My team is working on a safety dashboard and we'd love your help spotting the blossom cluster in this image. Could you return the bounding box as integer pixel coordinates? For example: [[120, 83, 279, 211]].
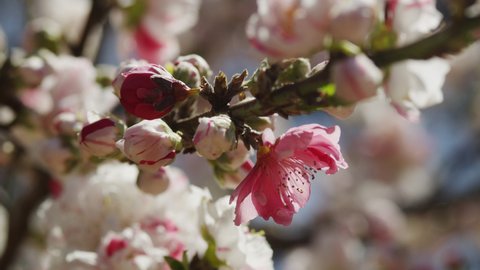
[[1, 0, 480, 269], [15, 162, 273, 270], [247, 0, 450, 121]]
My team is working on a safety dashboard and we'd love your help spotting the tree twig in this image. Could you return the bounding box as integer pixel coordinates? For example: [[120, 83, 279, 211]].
[[174, 14, 480, 137], [71, 0, 115, 57]]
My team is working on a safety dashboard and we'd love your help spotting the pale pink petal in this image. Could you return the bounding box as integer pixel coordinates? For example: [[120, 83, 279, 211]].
[[234, 193, 259, 225], [261, 128, 276, 146], [274, 128, 313, 159]]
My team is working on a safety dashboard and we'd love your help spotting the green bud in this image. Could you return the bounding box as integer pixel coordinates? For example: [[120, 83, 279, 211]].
[[276, 58, 312, 85], [173, 61, 201, 88]]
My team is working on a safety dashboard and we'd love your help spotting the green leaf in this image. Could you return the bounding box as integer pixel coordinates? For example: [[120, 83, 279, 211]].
[[201, 226, 226, 268], [182, 251, 190, 269], [165, 256, 187, 270]]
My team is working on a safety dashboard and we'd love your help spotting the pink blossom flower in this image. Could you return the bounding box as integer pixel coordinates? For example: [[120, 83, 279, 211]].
[[329, 0, 378, 45], [113, 63, 192, 120], [230, 124, 347, 225], [132, 24, 180, 64], [19, 52, 117, 118], [246, 0, 327, 58], [97, 228, 168, 269]]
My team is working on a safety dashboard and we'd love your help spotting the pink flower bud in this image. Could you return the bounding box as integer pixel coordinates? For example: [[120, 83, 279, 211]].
[[113, 64, 192, 120], [137, 166, 189, 195], [329, 0, 378, 45], [52, 112, 82, 135], [79, 118, 120, 157], [172, 61, 201, 88], [174, 54, 212, 78], [104, 236, 128, 257], [116, 119, 182, 172], [132, 24, 180, 64], [18, 56, 53, 87], [39, 138, 73, 176], [193, 114, 236, 160], [332, 54, 383, 103]]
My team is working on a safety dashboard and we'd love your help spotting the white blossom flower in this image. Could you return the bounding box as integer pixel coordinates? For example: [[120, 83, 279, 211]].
[[247, 0, 327, 58], [143, 0, 201, 36], [43, 162, 152, 250], [96, 227, 168, 270], [19, 52, 117, 118], [200, 197, 274, 270], [388, 0, 443, 45], [329, 0, 378, 45], [386, 58, 450, 121], [29, 0, 90, 43], [153, 185, 211, 256]]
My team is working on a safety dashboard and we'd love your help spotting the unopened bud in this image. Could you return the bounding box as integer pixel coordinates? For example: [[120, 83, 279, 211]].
[[52, 112, 82, 135], [329, 0, 378, 45], [137, 166, 189, 195], [210, 140, 252, 189], [116, 119, 182, 172], [276, 58, 312, 85], [193, 114, 236, 160], [113, 63, 192, 120], [17, 56, 53, 87], [80, 118, 122, 157], [174, 54, 212, 78], [332, 54, 383, 103], [172, 61, 201, 88], [213, 160, 253, 190]]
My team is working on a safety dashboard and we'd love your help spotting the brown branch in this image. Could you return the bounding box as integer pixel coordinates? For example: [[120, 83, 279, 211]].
[[174, 14, 480, 138], [71, 0, 115, 57], [0, 169, 50, 269]]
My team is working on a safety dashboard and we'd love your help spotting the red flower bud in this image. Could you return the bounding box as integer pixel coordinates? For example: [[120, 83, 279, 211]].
[[79, 118, 120, 157], [113, 64, 191, 120]]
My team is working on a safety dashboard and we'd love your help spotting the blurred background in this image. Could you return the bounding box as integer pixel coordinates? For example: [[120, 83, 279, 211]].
[[1, 0, 480, 269]]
